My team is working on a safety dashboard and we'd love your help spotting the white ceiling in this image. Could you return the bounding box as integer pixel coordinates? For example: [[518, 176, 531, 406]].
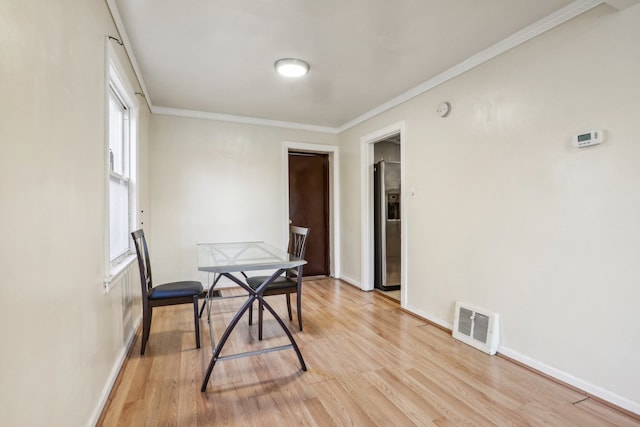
[[111, 0, 590, 131]]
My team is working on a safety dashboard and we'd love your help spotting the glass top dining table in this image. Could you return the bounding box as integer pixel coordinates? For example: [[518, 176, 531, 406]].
[[196, 241, 308, 392], [197, 241, 306, 273]]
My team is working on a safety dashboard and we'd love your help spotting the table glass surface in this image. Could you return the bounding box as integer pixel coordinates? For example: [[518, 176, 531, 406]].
[[197, 241, 306, 274]]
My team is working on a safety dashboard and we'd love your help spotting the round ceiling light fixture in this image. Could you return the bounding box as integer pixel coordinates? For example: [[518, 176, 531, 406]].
[[274, 58, 309, 77]]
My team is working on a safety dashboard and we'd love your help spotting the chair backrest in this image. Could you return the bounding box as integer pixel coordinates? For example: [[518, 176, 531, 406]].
[[289, 225, 310, 276], [131, 229, 153, 299]]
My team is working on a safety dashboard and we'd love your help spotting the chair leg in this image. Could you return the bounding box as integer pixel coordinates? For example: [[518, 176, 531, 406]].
[[296, 290, 302, 331], [286, 294, 293, 321], [141, 307, 151, 355], [248, 300, 254, 325], [193, 295, 201, 349], [198, 297, 207, 318]]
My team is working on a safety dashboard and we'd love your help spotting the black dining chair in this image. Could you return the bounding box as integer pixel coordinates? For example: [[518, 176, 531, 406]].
[[246, 225, 310, 340], [131, 229, 204, 355]]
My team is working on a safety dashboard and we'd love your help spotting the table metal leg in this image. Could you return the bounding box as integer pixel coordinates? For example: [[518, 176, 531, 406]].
[[200, 293, 256, 392], [200, 269, 307, 392], [258, 296, 307, 371]]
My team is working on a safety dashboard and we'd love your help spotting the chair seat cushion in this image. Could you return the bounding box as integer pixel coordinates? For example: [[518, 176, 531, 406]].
[[149, 281, 203, 299], [246, 275, 296, 290]]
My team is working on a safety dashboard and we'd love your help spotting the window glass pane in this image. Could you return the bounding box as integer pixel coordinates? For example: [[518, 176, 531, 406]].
[[108, 91, 126, 175], [109, 176, 129, 260]]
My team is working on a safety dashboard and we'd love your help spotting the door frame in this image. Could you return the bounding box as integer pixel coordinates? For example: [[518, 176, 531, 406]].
[[360, 122, 406, 301], [282, 141, 340, 278]]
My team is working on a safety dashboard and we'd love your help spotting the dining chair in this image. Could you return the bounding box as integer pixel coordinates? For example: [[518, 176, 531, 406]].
[[131, 229, 204, 355], [246, 225, 310, 340]]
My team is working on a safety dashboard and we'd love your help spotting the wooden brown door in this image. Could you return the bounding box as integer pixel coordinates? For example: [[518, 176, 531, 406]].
[[288, 152, 330, 276]]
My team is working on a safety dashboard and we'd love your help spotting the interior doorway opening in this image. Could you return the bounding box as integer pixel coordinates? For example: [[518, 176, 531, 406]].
[[360, 122, 406, 306], [373, 135, 401, 302]]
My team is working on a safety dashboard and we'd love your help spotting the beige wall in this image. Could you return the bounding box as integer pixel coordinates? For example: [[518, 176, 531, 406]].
[[0, 1, 149, 425], [339, 4, 640, 411], [148, 115, 338, 285]]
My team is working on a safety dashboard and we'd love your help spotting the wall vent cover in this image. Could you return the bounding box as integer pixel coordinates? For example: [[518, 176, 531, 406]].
[[452, 302, 500, 355]]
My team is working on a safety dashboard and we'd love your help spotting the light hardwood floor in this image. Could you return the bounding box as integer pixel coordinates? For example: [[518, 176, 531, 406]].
[[100, 279, 639, 426]]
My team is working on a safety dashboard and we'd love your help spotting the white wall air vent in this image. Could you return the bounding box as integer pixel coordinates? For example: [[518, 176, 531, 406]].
[[452, 302, 500, 355]]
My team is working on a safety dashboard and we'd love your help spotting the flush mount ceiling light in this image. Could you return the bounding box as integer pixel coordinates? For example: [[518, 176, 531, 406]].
[[274, 58, 309, 77]]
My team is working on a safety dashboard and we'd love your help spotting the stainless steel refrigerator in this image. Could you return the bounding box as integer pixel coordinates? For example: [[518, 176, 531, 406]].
[[374, 160, 401, 290]]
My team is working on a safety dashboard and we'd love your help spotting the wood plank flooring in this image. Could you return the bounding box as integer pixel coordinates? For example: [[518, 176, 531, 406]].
[[99, 279, 639, 426]]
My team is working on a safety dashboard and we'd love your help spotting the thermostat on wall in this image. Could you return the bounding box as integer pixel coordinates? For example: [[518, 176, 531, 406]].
[[574, 130, 604, 148]]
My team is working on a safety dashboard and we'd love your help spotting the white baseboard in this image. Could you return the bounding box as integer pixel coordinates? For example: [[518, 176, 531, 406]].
[[403, 303, 453, 331], [498, 346, 640, 416], [337, 274, 361, 289], [207, 281, 238, 290], [87, 316, 141, 427]]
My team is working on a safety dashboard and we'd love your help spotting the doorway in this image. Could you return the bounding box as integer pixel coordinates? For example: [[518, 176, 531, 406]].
[[373, 135, 402, 301], [360, 122, 406, 306], [282, 141, 340, 279], [288, 151, 330, 277]]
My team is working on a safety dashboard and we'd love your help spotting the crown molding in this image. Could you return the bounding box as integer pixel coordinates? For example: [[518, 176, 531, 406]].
[[152, 106, 339, 134]]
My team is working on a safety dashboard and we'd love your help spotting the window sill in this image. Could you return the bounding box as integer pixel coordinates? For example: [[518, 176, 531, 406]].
[[104, 254, 137, 294]]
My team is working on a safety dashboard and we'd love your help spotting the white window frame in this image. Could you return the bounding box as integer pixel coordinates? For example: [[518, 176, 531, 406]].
[[104, 41, 139, 291]]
